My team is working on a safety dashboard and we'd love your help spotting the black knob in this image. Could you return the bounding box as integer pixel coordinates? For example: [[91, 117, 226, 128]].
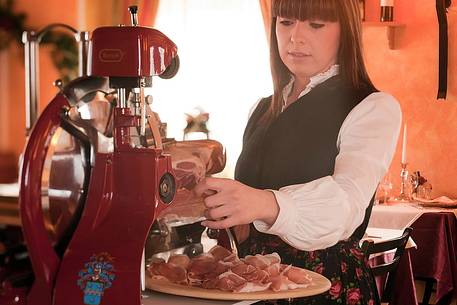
[[184, 243, 203, 258], [159, 173, 175, 204], [53, 79, 63, 91], [206, 228, 220, 239], [128, 5, 138, 14], [128, 6, 139, 26]]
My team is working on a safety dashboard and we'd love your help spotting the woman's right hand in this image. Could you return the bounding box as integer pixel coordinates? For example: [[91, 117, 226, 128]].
[[194, 177, 279, 230]]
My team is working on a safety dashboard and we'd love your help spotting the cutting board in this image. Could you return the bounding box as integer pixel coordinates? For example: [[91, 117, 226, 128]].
[[146, 270, 331, 301]]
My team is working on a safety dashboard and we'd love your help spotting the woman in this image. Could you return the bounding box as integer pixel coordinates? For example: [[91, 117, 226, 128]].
[[195, 0, 401, 304]]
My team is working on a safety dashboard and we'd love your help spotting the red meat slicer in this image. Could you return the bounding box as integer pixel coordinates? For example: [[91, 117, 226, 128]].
[[12, 6, 227, 305]]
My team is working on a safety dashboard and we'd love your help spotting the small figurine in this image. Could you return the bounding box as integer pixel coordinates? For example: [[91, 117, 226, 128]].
[[411, 171, 432, 199], [183, 107, 210, 140]]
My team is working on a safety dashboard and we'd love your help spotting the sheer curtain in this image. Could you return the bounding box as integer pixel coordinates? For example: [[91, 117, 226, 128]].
[[259, 0, 272, 39], [151, 0, 272, 177]]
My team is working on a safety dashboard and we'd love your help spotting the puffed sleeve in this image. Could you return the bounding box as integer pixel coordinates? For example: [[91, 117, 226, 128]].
[[253, 92, 402, 251]]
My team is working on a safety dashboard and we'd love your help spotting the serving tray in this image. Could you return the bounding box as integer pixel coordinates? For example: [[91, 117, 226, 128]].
[[146, 269, 331, 301]]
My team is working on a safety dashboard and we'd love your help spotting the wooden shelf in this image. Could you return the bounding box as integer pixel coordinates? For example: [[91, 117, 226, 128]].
[[363, 21, 404, 27], [363, 21, 406, 49]]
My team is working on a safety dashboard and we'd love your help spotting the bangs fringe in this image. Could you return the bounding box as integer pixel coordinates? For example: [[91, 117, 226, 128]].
[[272, 0, 338, 22]]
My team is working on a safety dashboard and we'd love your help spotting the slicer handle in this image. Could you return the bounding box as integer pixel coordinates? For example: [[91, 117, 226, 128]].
[[19, 93, 69, 305]]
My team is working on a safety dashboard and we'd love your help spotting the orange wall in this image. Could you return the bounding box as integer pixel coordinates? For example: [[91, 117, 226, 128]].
[[363, 0, 457, 198], [0, 0, 78, 159], [0, 0, 119, 159]]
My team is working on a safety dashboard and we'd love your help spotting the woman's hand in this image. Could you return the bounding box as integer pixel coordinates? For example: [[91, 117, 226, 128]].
[[194, 177, 279, 229]]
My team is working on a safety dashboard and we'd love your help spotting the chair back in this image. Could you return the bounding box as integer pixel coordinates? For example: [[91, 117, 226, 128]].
[[361, 227, 413, 304]]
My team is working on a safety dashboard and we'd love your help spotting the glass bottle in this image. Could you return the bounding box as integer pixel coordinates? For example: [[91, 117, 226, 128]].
[[380, 0, 394, 22]]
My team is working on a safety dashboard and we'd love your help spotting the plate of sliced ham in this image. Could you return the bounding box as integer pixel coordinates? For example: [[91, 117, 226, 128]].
[[145, 245, 331, 300]]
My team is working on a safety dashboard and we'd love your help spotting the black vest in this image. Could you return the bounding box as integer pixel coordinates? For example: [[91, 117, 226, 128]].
[[235, 76, 376, 245]]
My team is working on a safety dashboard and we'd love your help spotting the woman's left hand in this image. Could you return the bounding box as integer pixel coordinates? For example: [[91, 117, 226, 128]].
[[194, 177, 279, 229]]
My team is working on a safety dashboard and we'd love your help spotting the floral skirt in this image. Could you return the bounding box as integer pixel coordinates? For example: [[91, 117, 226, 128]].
[[239, 230, 378, 305]]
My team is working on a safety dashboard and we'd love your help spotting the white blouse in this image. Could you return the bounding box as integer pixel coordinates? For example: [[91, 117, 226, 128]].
[[251, 66, 402, 251]]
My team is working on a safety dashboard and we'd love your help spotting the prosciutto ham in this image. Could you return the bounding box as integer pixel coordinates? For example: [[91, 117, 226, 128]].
[[208, 244, 233, 261], [168, 254, 191, 270], [146, 257, 188, 285], [282, 265, 313, 285], [146, 245, 313, 293]]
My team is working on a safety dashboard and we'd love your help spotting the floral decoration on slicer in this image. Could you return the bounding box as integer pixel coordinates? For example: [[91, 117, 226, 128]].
[[77, 252, 116, 305]]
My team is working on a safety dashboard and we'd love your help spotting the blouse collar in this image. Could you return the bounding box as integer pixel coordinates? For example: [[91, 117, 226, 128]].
[[282, 64, 340, 111]]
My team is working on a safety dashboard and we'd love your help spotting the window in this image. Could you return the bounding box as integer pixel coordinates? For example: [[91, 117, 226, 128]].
[[152, 0, 272, 177]]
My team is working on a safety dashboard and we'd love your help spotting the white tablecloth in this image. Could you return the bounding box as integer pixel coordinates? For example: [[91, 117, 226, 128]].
[[368, 203, 424, 230], [369, 202, 457, 230]]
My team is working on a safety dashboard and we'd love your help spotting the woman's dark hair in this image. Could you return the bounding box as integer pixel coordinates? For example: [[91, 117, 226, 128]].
[[260, 0, 376, 125]]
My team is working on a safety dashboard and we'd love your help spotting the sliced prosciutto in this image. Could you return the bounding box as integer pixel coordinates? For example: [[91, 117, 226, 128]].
[[148, 261, 187, 285], [263, 252, 281, 265], [147, 257, 165, 276], [265, 262, 281, 277], [209, 244, 233, 261], [168, 254, 191, 270], [230, 262, 257, 277], [269, 274, 311, 292], [146, 245, 314, 293], [215, 271, 248, 292], [243, 254, 271, 270], [282, 266, 313, 285], [187, 253, 216, 276]]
